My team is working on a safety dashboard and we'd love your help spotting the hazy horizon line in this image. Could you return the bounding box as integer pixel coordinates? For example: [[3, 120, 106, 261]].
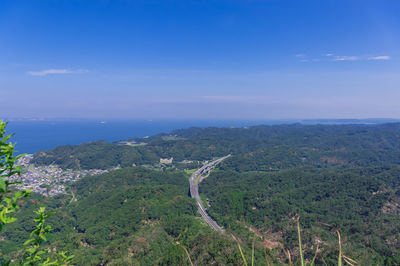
[[2, 117, 399, 122]]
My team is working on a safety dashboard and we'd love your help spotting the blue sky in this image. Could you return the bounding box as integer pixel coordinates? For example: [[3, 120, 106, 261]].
[[1, 0, 399, 119]]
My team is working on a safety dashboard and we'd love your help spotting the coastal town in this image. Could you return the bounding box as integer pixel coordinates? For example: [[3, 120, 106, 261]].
[[9, 154, 118, 196], [9, 154, 201, 197]]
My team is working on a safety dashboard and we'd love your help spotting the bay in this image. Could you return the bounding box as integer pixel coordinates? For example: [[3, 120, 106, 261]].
[[5, 118, 395, 154], [5, 119, 285, 154]]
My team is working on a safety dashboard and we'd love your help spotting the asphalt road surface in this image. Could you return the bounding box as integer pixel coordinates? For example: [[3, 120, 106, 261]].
[[189, 155, 231, 233]]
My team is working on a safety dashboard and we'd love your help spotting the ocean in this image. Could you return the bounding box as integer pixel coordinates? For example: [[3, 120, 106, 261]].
[[4, 119, 285, 154], [4, 118, 397, 154]]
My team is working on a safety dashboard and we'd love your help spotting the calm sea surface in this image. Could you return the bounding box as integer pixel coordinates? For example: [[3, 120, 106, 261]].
[[5, 119, 290, 154], [6, 118, 394, 154]]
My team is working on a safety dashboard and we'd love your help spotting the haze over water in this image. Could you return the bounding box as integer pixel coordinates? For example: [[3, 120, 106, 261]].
[[6, 118, 398, 154], [5, 119, 278, 154]]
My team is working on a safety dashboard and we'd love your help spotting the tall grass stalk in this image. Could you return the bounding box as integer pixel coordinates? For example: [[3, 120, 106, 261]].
[[310, 244, 319, 266], [251, 234, 256, 266], [337, 230, 342, 266], [343, 257, 355, 266], [176, 241, 194, 266], [297, 216, 305, 266], [263, 248, 271, 266], [343, 255, 358, 266], [231, 234, 248, 266], [320, 254, 328, 266], [284, 249, 293, 266]]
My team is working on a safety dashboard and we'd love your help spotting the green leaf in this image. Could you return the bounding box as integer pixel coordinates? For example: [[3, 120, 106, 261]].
[[40, 234, 47, 241], [26, 247, 36, 254], [6, 217, 17, 223], [0, 179, 6, 192], [3, 197, 11, 205], [37, 250, 45, 256], [23, 239, 35, 245]]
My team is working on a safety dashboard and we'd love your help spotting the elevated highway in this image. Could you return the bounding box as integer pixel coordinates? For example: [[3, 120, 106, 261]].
[[189, 155, 231, 233]]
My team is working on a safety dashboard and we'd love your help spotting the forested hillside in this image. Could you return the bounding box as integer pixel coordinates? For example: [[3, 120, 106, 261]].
[[33, 123, 400, 171], [5, 123, 400, 265], [201, 165, 400, 265], [1, 167, 247, 265]]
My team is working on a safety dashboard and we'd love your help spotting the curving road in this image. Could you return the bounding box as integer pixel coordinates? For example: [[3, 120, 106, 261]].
[[189, 155, 231, 233]]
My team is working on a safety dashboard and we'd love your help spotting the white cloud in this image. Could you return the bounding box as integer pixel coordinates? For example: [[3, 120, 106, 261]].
[[27, 69, 88, 76], [325, 53, 333, 57], [368, 55, 390, 60], [334, 56, 359, 61], [295, 54, 306, 58]]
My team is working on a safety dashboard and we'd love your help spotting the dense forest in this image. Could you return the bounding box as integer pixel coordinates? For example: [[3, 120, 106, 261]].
[[3, 123, 400, 264], [33, 123, 400, 171], [1, 167, 246, 265], [201, 165, 400, 265]]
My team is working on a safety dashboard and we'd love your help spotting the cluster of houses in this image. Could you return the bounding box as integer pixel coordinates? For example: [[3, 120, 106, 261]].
[[9, 155, 207, 197], [9, 154, 117, 197]]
